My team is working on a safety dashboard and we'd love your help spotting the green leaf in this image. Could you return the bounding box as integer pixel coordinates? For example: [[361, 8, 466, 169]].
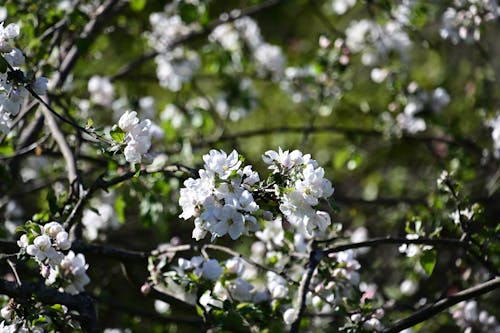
[[420, 249, 437, 276], [328, 197, 341, 213], [110, 125, 125, 143], [178, 3, 198, 24], [130, 0, 146, 11], [47, 188, 58, 215], [115, 195, 125, 224], [196, 304, 205, 318], [15, 225, 26, 234], [134, 166, 141, 177], [50, 304, 66, 313], [0, 144, 14, 155]]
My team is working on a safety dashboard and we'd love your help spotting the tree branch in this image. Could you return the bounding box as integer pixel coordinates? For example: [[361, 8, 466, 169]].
[[0, 239, 149, 262], [290, 246, 323, 333], [320, 236, 499, 276], [382, 277, 500, 333], [321, 237, 465, 255], [0, 279, 98, 333], [52, 0, 123, 89], [193, 125, 479, 151]]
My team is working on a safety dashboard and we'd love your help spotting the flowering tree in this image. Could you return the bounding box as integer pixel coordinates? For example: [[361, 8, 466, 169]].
[[0, 0, 499, 332]]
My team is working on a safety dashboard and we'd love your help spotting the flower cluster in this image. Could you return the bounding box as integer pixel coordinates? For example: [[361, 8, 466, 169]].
[[351, 309, 384, 331], [177, 256, 223, 281], [381, 83, 450, 135], [45, 251, 91, 295], [395, 86, 450, 134], [1, 311, 46, 333], [179, 148, 335, 240], [87, 75, 114, 107], [209, 16, 285, 79], [451, 300, 500, 332], [151, 254, 271, 316], [82, 194, 121, 241], [280, 66, 318, 104], [344, 13, 412, 69], [154, 47, 200, 92], [263, 148, 334, 238], [179, 149, 260, 241], [147, 3, 203, 92], [0, 22, 47, 134], [118, 110, 153, 164], [17, 221, 71, 267], [440, 0, 500, 44], [148, 12, 199, 52], [17, 221, 90, 295], [279, 37, 347, 109], [1, 297, 76, 331]]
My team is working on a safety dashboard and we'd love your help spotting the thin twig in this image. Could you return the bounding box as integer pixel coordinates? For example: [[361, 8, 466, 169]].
[[7, 259, 22, 286]]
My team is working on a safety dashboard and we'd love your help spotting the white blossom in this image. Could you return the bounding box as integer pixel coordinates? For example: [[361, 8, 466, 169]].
[[160, 103, 184, 128], [0, 306, 13, 320], [82, 196, 120, 241], [225, 257, 246, 275], [227, 278, 253, 302], [370, 68, 389, 83], [55, 231, 71, 251], [363, 317, 383, 331], [3, 48, 24, 67], [267, 272, 288, 299], [0, 22, 20, 43], [49, 251, 90, 295], [202, 259, 223, 281], [331, 0, 356, 15], [253, 43, 285, 78], [155, 47, 200, 92], [87, 76, 114, 106], [209, 23, 241, 52], [234, 17, 263, 49], [400, 279, 418, 296], [148, 14, 199, 52], [199, 291, 223, 310], [117, 110, 153, 163], [118, 110, 140, 132], [488, 115, 500, 158], [32, 77, 48, 95], [203, 149, 242, 179], [440, 1, 498, 44], [26, 235, 60, 263], [283, 308, 296, 325]]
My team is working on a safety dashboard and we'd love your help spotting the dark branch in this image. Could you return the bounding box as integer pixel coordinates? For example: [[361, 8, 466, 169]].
[[383, 277, 500, 333], [320, 236, 499, 277], [0, 279, 98, 333], [0, 239, 149, 262], [290, 246, 323, 333], [321, 237, 465, 255]]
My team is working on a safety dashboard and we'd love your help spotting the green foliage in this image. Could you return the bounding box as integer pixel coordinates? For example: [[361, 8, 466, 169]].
[[420, 249, 437, 276]]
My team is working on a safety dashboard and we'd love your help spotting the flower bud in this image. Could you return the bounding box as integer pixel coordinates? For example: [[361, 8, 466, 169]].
[[141, 283, 151, 295]]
